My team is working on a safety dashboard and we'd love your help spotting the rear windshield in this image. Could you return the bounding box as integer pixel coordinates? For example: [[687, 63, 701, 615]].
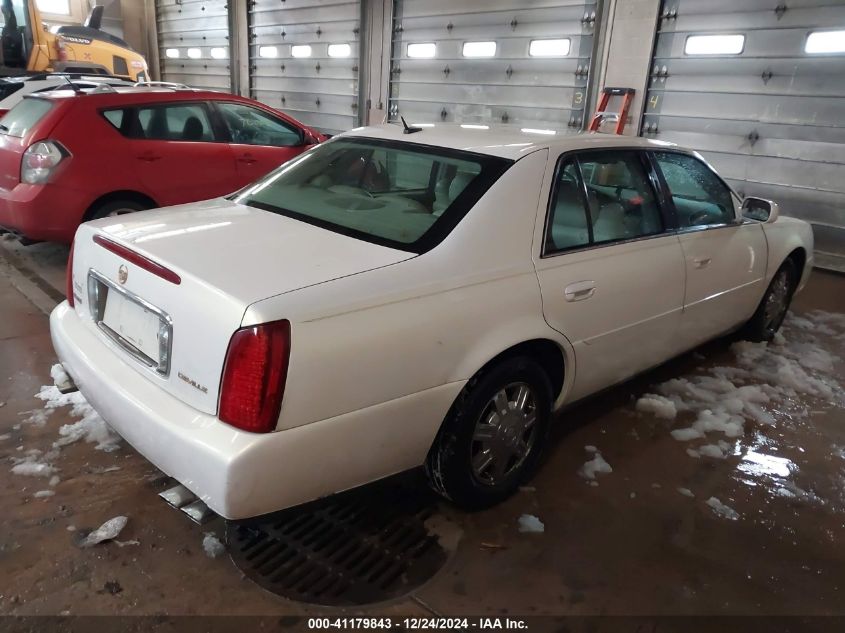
[[0, 98, 53, 138], [232, 138, 512, 253]]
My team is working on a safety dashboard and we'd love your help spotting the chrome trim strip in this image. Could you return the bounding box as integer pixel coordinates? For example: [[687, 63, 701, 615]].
[[87, 268, 174, 377]]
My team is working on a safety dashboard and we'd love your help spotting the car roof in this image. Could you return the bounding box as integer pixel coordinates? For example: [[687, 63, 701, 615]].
[[340, 123, 680, 160]]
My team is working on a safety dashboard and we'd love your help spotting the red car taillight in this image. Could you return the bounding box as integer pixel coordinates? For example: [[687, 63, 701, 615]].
[[218, 320, 291, 433], [66, 239, 75, 307], [21, 140, 67, 185]]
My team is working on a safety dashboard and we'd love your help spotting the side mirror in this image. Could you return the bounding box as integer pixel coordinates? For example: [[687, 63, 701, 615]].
[[742, 197, 779, 223]]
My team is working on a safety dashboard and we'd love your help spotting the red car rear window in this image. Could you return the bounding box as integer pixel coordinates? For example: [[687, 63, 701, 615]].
[[0, 98, 53, 138]]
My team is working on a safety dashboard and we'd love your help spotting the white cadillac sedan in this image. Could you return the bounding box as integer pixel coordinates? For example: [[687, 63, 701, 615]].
[[51, 124, 814, 519]]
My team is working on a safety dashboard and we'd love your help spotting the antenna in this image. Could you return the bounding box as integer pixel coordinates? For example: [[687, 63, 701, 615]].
[[400, 116, 422, 135], [61, 75, 82, 95]]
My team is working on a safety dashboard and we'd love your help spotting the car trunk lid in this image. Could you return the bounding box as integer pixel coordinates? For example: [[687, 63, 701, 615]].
[[70, 198, 415, 415]]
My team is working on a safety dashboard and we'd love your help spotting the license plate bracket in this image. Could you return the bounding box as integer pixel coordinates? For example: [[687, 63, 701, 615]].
[[87, 269, 173, 376]]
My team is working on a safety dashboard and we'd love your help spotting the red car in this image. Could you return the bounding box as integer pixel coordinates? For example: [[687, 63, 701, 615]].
[[0, 87, 325, 243]]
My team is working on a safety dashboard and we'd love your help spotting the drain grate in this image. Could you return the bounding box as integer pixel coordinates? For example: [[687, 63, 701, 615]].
[[227, 485, 453, 606]]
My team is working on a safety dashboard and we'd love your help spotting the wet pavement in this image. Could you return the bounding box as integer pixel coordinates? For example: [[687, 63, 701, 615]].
[[0, 238, 844, 616]]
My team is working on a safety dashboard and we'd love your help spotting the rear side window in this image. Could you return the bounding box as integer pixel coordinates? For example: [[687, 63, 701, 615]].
[[102, 103, 215, 142], [653, 152, 735, 228], [545, 150, 664, 254], [0, 98, 53, 137]]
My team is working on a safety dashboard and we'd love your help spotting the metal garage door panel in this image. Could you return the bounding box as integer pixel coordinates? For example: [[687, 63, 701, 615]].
[[395, 58, 583, 86], [642, 116, 845, 147], [248, 0, 360, 134], [659, 131, 845, 166], [654, 57, 844, 79], [657, 73, 845, 99], [654, 28, 842, 59], [390, 0, 596, 131], [666, 7, 845, 31], [653, 92, 842, 127], [155, 0, 232, 92], [661, 0, 831, 14], [644, 0, 845, 270]]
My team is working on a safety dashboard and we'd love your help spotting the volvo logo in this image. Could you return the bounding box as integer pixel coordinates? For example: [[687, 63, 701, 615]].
[[118, 265, 128, 285]]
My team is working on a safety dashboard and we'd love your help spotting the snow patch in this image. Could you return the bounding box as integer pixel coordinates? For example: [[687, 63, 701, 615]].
[[50, 363, 70, 387], [35, 385, 121, 452], [517, 514, 545, 533], [705, 497, 739, 520], [677, 487, 695, 498], [634, 311, 844, 455], [10, 449, 58, 477], [21, 409, 52, 426], [635, 394, 677, 420], [578, 450, 613, 480], [203, 533, 226, 558], [79, 516, 128, 547], [33, 490, 55, 498]]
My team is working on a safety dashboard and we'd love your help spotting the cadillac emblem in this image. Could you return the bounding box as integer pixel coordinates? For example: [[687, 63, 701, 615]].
[[118, 265, 128, 285]]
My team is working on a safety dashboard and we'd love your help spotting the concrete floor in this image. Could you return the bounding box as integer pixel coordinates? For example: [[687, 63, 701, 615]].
[[1, 236, 844, 616]]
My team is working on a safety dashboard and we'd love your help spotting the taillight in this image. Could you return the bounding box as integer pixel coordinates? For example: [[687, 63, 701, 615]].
[[66, 239, 75, 307], [21, 140, 67, 185], [0, 109, 9, 119], [218, 320, 291, 433]]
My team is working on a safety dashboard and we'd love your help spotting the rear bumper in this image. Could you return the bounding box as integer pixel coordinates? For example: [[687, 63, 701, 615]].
[[0, 183, 88, 243], [50, 302, 459, 519]]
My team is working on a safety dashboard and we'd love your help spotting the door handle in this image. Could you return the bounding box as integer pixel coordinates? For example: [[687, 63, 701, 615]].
[[693, 257, 712, 269], [564, 281, 596, 302], [136, 153, 163, 162], [237, 154, 258, 165]]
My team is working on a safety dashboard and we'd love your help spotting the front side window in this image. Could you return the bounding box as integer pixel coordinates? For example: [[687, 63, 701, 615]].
[[653, 152, 736, 228], [232, 138, 510, 251], [546, 150, 664, 254], [217, 102, 302, 147]]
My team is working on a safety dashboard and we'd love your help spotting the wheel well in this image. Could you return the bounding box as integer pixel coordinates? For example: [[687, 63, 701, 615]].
[[475, 339, 566, 400], [83, 191, 158, 221], [786, 247, 806, 280]]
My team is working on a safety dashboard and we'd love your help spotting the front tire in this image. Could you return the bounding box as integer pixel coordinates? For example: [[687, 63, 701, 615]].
[[425, 357, 553, 510], [742, 259, 797, 342]]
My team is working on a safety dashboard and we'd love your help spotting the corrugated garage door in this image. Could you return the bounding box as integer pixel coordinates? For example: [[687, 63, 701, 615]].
[[643, 0, 845, 271], [389, 0, 598, 131], [155, 0, 232, 92], [249, 0, 361, 134]]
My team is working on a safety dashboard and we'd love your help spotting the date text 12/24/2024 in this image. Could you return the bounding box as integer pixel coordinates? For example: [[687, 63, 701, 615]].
[[308, 618, 529, 630]]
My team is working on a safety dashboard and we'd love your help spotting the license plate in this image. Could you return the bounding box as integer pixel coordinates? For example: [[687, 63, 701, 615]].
[[102, 290, 163, 364]]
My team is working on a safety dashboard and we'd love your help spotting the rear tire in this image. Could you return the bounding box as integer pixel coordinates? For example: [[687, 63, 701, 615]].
[[425, 356, 553, 510], [87, 199, 150, 221], [742, 259, 797, 342]]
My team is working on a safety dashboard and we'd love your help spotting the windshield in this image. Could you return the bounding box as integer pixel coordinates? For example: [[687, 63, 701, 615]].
[[232, 137, 512, 253]]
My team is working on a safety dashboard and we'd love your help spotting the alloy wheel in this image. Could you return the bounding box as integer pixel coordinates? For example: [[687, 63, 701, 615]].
[[470, 382, 538, 486]]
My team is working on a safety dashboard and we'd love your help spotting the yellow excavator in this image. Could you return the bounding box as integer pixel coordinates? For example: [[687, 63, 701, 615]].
[[0, 1, 148, 81]]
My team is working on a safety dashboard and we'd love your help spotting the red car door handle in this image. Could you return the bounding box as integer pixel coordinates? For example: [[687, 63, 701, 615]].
[[137, 153, 163, 162], [237, 154, 258, 165]]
